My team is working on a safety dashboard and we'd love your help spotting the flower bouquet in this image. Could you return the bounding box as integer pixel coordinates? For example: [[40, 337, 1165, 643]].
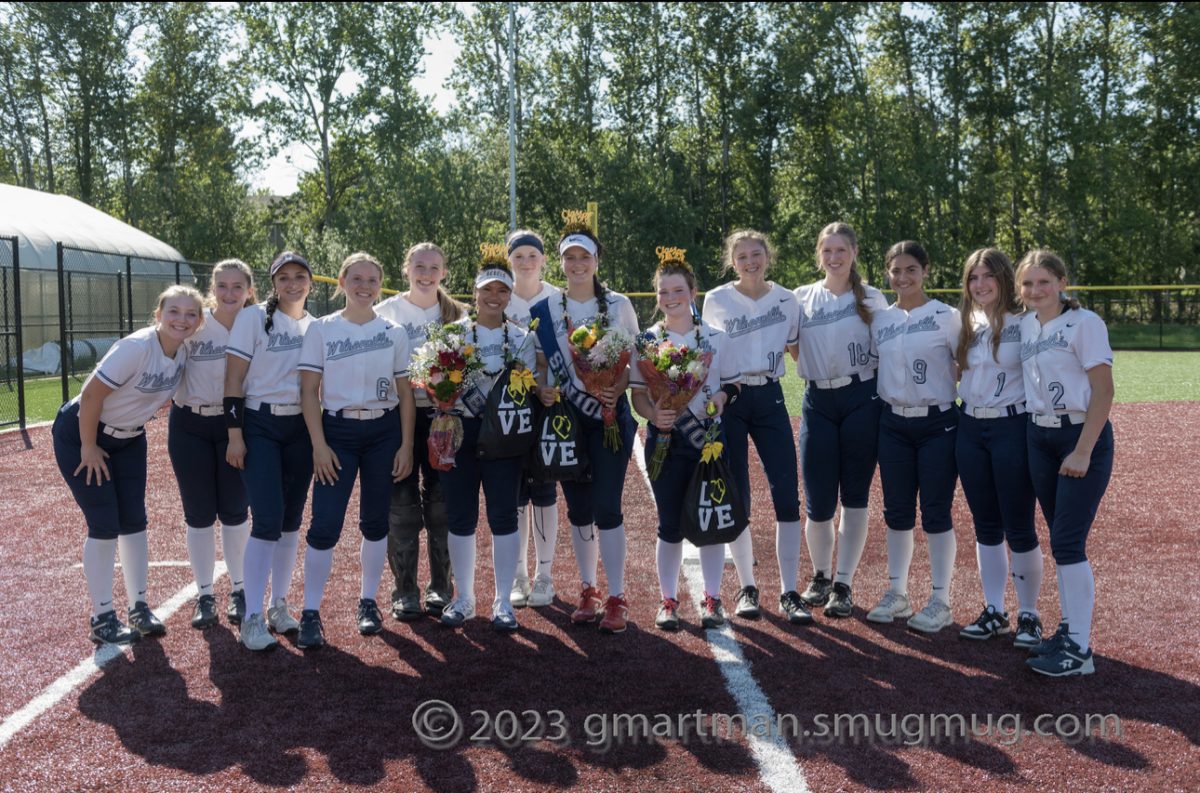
[[635, 330, 713, 480], [567, 321, 635, 451], [411, 323, 485, 470]]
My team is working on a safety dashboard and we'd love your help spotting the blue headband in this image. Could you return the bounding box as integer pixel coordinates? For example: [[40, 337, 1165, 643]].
[[507, 234, 544, 255]]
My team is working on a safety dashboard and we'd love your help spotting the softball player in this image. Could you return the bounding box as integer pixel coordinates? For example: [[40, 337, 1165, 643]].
[[503, 229, 561, 609], [633, 251, 741, 630], [293, 253, 416, 649], [1017, 250, 1114, 677], [530, 223, 640, 634], [376, 243, 466, 621], [793, 222, 888, 620], [701, 230, 802, 623], [53, 285, 204, 644], [169, 260, 254, 629], [868, 241, 962, 633], [953, 249, 1043, 646], [224, 251, 315, 651], [438, 261, 537, 631]]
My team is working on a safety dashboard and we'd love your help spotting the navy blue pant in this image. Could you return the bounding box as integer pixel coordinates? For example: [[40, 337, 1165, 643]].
[[520, 478, 558, 508], [877, 405, 959, 534], [645, 424, 708, 543], [442, 416, 524, 537], [168, 404, 249, 527], [723, 381, 800, 522], [559, 394, 636, 531], [52, 401, 147, 540], [307, 410, 402, 551], [801, 376, 883, 521], [956, 412, 1037, 552], [241, 406, 313, 541], [1027, 420, 1114, 565]]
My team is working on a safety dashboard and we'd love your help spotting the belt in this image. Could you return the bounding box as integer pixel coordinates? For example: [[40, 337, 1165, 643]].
[[327, 407, 392, 420], [101, 423, 143, 439], [178, 403, 224, 417], [890, 403, 953, 418], [1031, 412, 1086, 428], [811, 372, 869, 390], [741, 374, 780, 387], [246, 399, 303, 416], [962, 403, 1027, 420]]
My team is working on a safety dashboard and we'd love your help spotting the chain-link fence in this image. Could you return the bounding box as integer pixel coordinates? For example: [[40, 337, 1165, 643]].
[[1, 237, 24, 429]]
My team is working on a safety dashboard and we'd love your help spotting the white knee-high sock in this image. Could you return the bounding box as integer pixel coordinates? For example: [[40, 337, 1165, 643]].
[[221, 520, 250, 593], [360, 537, 388, 601], [834, 507, 870, 587], [117, 531, 150, 606], [492, 532, 520, 605], [571, 524, 598, 588], [1059, 561, 1095, 653], [928, 530, 957, 606], [270, 530, 300, 603], [886, 529, 915, 595], [775, 520, 803, 593], [83, 537, 118, 617], [698, 544, 726, 599], [303, 546, 334, 611], [728, 526, 756, 588], [1056, 566, 1068, 625], [598, 525, 627, 597], [532, 504, 558, 579], [805, 518, 835, 577], [976, 541, 1009, 611], [656, 539, 683, 601], [242, 536, 274, 618], [186, 524, 217, 596], [1010, 547, 1044, 617], [515, 505, 530, 580], [448, 533, 477, 603]]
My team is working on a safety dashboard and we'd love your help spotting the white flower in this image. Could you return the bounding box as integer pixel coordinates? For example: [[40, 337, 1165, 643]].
[[686, 359, 706, 377], [668, 365, 681, 380]]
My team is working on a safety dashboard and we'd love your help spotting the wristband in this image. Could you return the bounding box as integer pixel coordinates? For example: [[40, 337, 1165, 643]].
[[224, 396, 245, 428], [721, 383, 740, 405]]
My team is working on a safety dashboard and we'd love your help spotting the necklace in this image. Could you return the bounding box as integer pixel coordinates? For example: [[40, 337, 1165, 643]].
[[470, 310, 511, 376], [561, 286, 609, 335]]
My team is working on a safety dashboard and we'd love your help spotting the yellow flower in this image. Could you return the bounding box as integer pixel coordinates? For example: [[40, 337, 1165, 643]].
[[464, 345, 475, 356], [528, 318, 541, 331], [581, 332, 597, 350], [449, 370, 464, 384], [701, 440, 724, 464]]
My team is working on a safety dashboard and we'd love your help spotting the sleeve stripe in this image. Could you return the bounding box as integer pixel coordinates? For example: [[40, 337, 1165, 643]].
[[296, 363, 324, 372], [95, 370, 124, 389], [225, 346, 253, 361]]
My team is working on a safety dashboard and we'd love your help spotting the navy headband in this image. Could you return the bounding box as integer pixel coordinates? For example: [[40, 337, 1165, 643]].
[[507, 234, 545, 255]]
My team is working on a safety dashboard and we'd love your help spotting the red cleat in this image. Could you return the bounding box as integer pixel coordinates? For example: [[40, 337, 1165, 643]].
[[598, 595, 629, 634], [571, 586, 603, 623]]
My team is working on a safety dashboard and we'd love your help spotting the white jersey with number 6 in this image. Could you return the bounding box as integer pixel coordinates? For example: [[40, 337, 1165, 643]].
[[874, 299, 961, 408], [701, 282, 798, 379], [958, 311, 1025, 409], [1019, 307, 1112, 415], [793, 282, 888, 382], [297, 313, 410, 412]]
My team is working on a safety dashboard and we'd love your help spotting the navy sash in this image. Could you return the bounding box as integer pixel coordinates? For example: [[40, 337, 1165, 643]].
[[675, 407, 710, 451], [530, 298, 604, 421]]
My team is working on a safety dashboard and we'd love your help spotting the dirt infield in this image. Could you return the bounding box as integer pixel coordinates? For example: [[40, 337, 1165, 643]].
[[0, 401, 1196, 791]]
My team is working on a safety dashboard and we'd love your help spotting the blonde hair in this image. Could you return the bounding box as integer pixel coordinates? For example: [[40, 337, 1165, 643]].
[[955, 248, 1022, 371], [404, 242, 465, 323], [334, 251, 384, 301], [721, 229, 776, 277], [205, 259, 255, 310], [817, 222, 872, 325], [154, 284, 205, 324], [1016, 249, 1080, 311]]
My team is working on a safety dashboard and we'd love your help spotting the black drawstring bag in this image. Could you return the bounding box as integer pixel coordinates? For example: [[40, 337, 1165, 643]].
[[477, 364, 539, 460], [680, 450, 748, 547], [528, 397, 590, 482]]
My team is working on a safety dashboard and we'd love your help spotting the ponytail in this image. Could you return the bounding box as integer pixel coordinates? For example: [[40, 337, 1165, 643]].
[[263, 293, 281, 334], [437, 287, 466, 324], [848, 267, 872, 326]]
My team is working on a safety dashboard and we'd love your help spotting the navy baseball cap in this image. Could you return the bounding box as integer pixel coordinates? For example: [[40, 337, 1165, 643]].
[[269, 251, 311, 277]]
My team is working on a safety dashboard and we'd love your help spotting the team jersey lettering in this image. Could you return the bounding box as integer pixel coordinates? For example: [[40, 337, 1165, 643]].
[[187, 338, 226, 361], [325, 331, 393, 360], [723, 305, 787, 338], [135, 368, 182, 394], [1020, 330, 1070, 361], [905, 315, 942, 334], [266, 331, 304, 351], [802, 302, 859, 328], [875, 323, 906, 346]]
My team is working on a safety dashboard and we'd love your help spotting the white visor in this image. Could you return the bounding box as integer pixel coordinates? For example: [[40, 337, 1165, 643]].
[[558, 233, 598, 257], [475, 267, 514, 290]]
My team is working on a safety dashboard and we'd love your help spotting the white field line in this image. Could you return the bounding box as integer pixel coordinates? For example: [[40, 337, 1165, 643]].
[[71, 560, 195, 569], [630, 434, 807, 793], [0, 561, 226, 751]]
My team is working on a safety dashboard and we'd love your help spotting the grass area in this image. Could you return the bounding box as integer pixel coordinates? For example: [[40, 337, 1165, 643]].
[[5, 351, 1197, 427], [1107, 323, 1200, 350]]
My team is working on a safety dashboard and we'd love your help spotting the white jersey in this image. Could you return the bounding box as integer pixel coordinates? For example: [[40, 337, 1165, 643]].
[[226, 302, 314, 406], [532, 290, 641, 394], [83, 325, 185, 429], [1019, 307, 1113, 416], [450, 317, 537, 418], [376, 294, 446, 408], [874, 299, 961, 408], [958, 311, 1025, 409], [631, 321, 741, 421], [793, 281, 889, 382], [507, 281, 559, 328], [701, 282, 799, 379], [297, 313, 411, 412], [175, 309, 233, 408]]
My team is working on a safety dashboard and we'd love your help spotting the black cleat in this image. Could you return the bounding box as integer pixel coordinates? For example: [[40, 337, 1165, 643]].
[[128, 601, 167, 637], [800, 572, 833, 607], [734, 586, 761, 619], [191, 594, 219, 629], [297, 610, 325, 650], [779, 590, 814, 625], [227, 590, 246, 626], [357, 598, 384, 635], [823, 582, 853, 618], [90, 610, 140, 645]]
